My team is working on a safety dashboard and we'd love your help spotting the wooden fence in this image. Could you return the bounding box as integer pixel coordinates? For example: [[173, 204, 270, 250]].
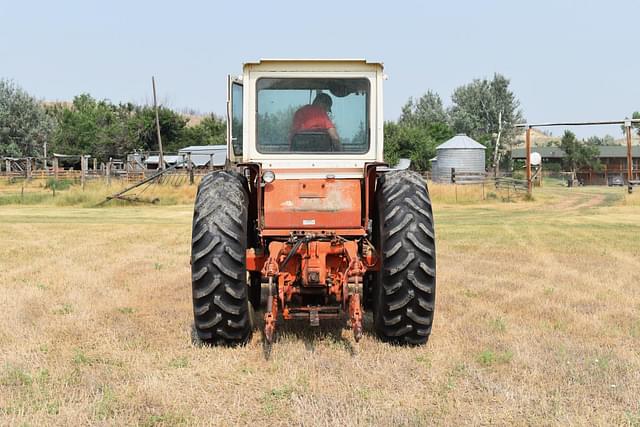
[[1, 167, 215, 184]]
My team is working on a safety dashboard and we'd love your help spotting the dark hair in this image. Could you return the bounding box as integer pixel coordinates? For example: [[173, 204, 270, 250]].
[[313, 93, 332, 110]]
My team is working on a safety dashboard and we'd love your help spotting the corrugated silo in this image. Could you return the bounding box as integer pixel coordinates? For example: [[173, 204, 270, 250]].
[[432, 134, 486, 183]]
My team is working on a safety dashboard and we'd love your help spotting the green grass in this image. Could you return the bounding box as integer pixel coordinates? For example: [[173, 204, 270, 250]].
[[168, 357, 189, 369], [477, 349, 513, 367], [52, 303, 73, 315], [95, 385, 116, 421]]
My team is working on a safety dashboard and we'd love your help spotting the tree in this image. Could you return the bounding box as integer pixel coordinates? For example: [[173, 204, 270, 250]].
[[48, 95, 191, 161], [180, 114, 226, 147], [559, 130, 600, 173], [128, 105, 188, 153], [385, 89, 454, 171], [449, 74, 524, 168], [47, 94, 135, 161], [585, 135, 615, 146], [399, 90, 448, 127], [383, 121, 452, 171], [383, 121, 402, 166], [622, 111, 640, 136], [0, 79, 55, 157]]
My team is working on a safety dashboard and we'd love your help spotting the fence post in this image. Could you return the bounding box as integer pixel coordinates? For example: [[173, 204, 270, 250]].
[[209, 154, 214, 172], [26, 158, 32, 181], [188, 152, 194, 185], [106, 161, 112, 186], [81, 155, 86, 190], [53, 157, 58, 180], [5, 159, 10, 175]]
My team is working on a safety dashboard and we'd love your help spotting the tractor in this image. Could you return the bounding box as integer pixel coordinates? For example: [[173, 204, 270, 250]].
[[191, 59, 436, 345]]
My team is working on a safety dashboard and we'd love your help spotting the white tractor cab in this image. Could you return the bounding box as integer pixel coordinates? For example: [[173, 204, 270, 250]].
[[226, 59, 385, 176], [190, 59, 435, 346]]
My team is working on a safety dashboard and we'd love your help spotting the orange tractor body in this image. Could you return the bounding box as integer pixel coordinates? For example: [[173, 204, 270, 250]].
[[190, 60, 436, 346], [242, 163, 380, 341]]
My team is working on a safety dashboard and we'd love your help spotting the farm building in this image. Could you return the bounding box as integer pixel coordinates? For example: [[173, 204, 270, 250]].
[[431, 134, 486, 183], [512, 145, 640, 185], [178, 145, 227, 168], [144, 155, 186, 169], [141, 145, 227, 170]]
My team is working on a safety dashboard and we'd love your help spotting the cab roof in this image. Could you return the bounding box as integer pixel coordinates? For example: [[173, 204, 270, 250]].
[[243, 59, 384, 73]]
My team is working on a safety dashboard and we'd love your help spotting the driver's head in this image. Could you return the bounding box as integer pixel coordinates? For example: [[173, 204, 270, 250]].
[[312, 93, 332, 112]]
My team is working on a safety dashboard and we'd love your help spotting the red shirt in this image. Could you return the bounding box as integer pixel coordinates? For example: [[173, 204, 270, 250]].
[[291, 105, 335, 134]]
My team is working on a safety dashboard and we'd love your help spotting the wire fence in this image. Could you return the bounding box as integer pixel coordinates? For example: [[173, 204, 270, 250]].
[[0, 168, 213, 184], [1, 167, 530, 205], [423, 172, 529, 203]]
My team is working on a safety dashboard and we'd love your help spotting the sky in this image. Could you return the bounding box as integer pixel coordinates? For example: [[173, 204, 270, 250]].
[[1, 0, 638, 139]]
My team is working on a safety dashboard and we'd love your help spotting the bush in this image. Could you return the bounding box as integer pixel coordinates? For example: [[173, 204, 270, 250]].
[[543, 162, 562, 173], [45, 178, 73, 191]]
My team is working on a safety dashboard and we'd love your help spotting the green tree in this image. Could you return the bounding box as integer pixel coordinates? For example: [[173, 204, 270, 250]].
[[0, 79, 55, 157], [128, 105, 188, 153], [47, 94, 135, 161], [399, 90, 448, 127], [180, 114, 226, 147], [585, 134, 615, 146], [449, 74, 524, 167], [622, 111, 640, 136], [48, 95, 191, 161], [383, 121, 402, 166], [383, 121, 446, 171], [559, 130, 600, 173], [257, 107, 297, 148]]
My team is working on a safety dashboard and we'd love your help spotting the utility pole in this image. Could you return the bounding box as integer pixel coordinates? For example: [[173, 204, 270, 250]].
[[152, 76, 164, 170], [525, 125, 532, 196], [493, 110, 503, 179], [625, 121, 633, 193]]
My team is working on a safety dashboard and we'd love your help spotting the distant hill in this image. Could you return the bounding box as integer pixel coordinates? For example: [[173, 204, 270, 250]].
[[42, 100, 210, 128], [513, 128, 560, 147], [513, 128, 638, 147], [183, 114, 205, 128]]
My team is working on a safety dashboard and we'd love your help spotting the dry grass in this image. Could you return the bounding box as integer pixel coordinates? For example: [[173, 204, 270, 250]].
[[0, 179, 197, 207], [623, 190, 640, 206], [1, 184, 640, 425]]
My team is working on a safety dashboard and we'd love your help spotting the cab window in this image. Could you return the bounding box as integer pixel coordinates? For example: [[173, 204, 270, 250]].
[[256, 78, 369, 154]]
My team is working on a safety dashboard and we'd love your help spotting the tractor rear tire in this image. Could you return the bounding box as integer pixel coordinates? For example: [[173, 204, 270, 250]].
[[373, 170, 436, 345], [191, 170, 252, 346]]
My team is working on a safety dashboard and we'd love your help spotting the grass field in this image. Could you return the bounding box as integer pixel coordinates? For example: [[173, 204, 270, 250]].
[[1, 181, 640, 425]]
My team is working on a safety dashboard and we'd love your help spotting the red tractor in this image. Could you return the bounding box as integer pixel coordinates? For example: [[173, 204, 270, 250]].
[[191, 59, 435, 345]]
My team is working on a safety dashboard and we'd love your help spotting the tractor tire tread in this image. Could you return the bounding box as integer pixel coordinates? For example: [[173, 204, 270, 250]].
[[374, 170, 436, 346], [191, 170, 252, 346]]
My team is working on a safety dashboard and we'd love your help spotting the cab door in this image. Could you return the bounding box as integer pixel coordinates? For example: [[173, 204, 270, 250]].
[[226, 75, 243, 164]]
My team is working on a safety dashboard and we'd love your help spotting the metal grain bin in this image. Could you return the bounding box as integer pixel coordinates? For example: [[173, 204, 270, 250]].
[[432, 134, 486, 183]]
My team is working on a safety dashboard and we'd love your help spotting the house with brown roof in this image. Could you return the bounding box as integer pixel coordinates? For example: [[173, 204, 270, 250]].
[[512, 145, 640, 185]]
